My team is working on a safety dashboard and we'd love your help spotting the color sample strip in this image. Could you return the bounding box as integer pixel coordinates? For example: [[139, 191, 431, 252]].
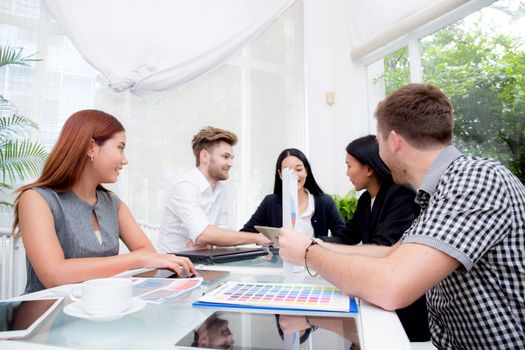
[[201, 281, 350, 312]]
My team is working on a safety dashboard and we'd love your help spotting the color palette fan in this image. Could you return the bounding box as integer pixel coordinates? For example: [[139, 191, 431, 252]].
[[193, 281, 358, 313]]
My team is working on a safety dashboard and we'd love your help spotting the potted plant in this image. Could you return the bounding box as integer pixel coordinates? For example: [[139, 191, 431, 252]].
[[332, 189, 359, 222], [0, 46, 47, 210]]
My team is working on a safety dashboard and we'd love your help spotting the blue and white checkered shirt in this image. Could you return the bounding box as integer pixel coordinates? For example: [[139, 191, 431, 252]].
[[402, 145, 525, 349]]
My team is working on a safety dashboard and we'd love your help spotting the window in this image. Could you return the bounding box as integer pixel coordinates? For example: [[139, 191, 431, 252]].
[[366, 46, 410, 132], [379, 47, 411, 96], [420, 0, 525, 182], [0, 0, 305, 227], [366, 0, 524, 183]]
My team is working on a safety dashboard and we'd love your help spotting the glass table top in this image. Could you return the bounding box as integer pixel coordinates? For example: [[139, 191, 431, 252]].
[[17, 268, 361, 350]]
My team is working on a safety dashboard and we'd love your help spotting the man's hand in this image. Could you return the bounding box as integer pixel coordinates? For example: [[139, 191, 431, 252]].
[[186, 239, 210, 250], [255, 233, 272, 247], [278, 228, 311, 265]]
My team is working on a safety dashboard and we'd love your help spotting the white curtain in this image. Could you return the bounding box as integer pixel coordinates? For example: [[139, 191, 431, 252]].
[[349, 0, 470, 61], [43, 0, 295, 94]]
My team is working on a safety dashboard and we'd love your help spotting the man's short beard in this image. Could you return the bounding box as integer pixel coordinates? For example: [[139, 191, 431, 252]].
[[209, 167, 229, 181]]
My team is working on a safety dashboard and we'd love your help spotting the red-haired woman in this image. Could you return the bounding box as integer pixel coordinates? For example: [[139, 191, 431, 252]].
[[13, 110, 196, 293]]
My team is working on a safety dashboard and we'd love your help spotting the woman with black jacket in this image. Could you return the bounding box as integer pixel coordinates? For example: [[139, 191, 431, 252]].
[[333, 135, 430, 342], [333, 135, 418, 246], [241, 148, 344, 239]]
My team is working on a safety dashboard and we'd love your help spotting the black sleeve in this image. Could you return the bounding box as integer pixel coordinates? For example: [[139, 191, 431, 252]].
[[324, 195, 346, 235], [371, 186, 417, 246], [240, 196, 271, 232], [332, 196, 368, 245]]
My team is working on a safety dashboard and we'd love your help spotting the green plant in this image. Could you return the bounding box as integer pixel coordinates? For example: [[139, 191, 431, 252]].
[[332, 189, 359, 222], [0, 46, 47, 210]]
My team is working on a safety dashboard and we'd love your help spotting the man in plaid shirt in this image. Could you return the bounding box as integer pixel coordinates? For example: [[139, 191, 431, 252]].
[[278, 83, 525, 349]]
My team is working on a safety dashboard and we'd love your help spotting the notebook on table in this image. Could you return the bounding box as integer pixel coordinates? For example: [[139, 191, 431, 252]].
[[170, 246, 268, 263]]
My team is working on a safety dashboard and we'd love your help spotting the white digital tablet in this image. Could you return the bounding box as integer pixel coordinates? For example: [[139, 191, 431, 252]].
[[0, 297, 64, 339], [254, 225, 281, 246]]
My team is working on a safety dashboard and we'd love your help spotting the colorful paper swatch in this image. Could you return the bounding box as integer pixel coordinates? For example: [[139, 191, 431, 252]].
[[132, 278, 202, 304], [195, 281, 357, 313]]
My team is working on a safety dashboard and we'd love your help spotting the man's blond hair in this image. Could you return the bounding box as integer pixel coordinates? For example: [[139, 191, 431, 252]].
[[192, 126, 238, 166]]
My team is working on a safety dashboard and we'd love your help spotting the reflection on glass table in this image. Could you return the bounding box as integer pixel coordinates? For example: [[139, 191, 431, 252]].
[[10, 265, 409, 350], [175, 311, 359, 350]]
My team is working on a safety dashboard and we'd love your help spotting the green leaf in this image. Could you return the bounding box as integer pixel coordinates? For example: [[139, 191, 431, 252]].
[[0, 46, 41, 69], [0, 113, 39, 143], [332, 190, 359, 222], [0, 46, 46, 210], [0, 200, 13, 211], [0, 139, 47, 184]]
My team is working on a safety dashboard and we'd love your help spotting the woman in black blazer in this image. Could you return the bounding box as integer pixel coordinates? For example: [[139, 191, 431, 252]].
[[333, 135, 430, 342], [241, 148, 344, 239], [332, 135, 419, 246]]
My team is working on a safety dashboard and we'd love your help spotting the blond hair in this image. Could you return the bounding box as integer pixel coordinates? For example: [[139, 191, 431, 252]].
[[191, 126, 238, 166]]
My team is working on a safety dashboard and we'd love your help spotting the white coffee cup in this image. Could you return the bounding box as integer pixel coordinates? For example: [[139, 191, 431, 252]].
[[69, 278, 132, 316]]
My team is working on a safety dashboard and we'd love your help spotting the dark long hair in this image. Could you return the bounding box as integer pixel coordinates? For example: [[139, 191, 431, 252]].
[[346, 135, 393, 184], [273, 148, 324, 196]]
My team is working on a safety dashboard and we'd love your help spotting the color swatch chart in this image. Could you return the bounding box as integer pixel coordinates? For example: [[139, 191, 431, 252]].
[[198, 281, 354, 312]]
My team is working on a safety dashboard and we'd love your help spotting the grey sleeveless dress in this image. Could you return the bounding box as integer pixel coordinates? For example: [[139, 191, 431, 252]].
[[25, 187, 121, 293]]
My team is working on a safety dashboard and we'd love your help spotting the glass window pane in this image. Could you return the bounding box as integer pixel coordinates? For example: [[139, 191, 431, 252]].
[[0, 0, 306, 228], [381, 47, 410, 96], [366, 46, 410, 132], [421, 0, 525, 182]]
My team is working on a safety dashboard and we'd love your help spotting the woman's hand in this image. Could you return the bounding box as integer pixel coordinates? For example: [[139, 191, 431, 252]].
[[134, 251, 197, 277]]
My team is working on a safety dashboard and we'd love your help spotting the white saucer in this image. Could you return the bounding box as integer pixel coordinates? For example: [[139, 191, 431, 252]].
[[63, 298, 146, 322]]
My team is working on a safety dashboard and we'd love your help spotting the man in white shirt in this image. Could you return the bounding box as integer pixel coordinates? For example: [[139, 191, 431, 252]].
[[158, 126, 271, 252]]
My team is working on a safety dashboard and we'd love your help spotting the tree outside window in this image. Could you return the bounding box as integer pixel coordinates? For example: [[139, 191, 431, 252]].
[[421, 0, 524, 183], [379, 0, 525, 183]]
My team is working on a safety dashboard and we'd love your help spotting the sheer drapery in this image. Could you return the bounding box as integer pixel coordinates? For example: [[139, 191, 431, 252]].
[[349, 0, 469, 61], [43, 0, 295, 94], [0, 0, 305, 228]]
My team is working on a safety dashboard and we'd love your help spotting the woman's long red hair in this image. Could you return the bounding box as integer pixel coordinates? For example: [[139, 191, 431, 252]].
[[12, 110, 125, 231]]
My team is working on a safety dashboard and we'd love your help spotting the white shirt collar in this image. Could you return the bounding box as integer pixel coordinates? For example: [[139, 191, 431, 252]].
[[300, 189, 315, 218]]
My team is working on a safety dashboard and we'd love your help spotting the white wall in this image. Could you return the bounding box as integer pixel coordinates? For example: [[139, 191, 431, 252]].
[[303, 0, 370, 196]]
